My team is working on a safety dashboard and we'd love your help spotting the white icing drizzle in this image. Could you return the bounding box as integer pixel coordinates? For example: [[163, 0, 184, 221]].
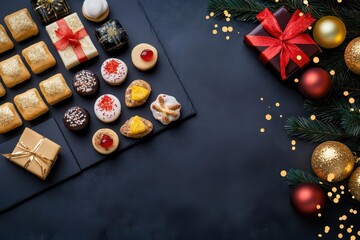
[[150, 94, 181, 125]]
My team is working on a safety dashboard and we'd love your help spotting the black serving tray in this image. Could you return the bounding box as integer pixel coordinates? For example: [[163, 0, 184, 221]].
[[0, 0, 195, 212]]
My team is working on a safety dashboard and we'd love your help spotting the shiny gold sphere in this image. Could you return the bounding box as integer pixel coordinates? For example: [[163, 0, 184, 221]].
[[313, 16, 346, 49], [311, 141, 355, 182], [345, 37, 360, 75], [349, 167, 360, 202]]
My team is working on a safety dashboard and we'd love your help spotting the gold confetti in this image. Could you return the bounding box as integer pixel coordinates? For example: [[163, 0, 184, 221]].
[[226, 36, 230, 40], [343, 91, 349, 96], [205, 16, 210, 20], [275, 0, 280, 2], [260, 128, 265, 133], [328, 173, 335, 182], [291, 140, 296, 145], [318, 234, 322, 238], [318, 213, 322, 217], [330, 70, 336, 75], [280, 115, 283, 118], [299, 12, 304, 16], [332, 187, 337, 192], [350, 108, 355, 112], [338, 0, 342, 2], [228, 26, 233, 32], [325, 226, 330, 233], [349, 98, 355, 104], [260, 97, 264, 101], [350, 236, 356, 240], [310, 115, 316, 121], [308, 26, 313, 30], [316, 204, 321, 209], [334, 198, 339, 203], [226, 17, 230, 22], [296, 55, 302, 60], [292, 146, 296, 151], [354, 210, 358, 214], [348, 228, 353, 233], [350, 209, 354, 213], [214, 24, 218, 28], [338, 233, 343, 239], [342, 215, 347, 220], [313, 57, 320, 63], [328, 192, 333, 197], [275, 102, 280, 107], [222, 26, 228, 32], [340, 224, 344, 229], [340, 185, 345, 190], [358, 231, 360, 236], [294, 78, 299, 83], [210, 12, 215, 17], [223, 10, 228, 16], [212, 30, 218, 35], [265, 114, 272, 120], [280, 170, 287, 177]]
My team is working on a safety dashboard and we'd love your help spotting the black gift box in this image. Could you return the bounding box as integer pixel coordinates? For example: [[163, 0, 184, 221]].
[[95, 19, 129, 54], [31, 0, 72, 25]]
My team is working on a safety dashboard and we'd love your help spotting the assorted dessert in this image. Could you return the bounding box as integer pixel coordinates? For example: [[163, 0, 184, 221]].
[[0, 1, 184, 179], [92, 128, 119, 155], [101, 58, 128, 86]]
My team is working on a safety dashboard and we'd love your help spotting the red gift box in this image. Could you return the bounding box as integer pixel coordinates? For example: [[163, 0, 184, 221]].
[[244, 7, 321, 80]]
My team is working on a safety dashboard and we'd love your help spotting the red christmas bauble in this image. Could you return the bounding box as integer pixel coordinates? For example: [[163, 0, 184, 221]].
[[290, 183, 325, 216], [299, 68, 332, 100]]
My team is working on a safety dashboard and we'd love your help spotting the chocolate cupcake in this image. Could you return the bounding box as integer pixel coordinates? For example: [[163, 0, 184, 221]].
[[63, 106, 90, 132], [73, 70, 99, 96]]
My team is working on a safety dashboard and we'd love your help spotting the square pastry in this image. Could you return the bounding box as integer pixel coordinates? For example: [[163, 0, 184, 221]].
[[22, 41, 56, 74], [39, 73, 72, 105], [0, 55, 31, 88], [4, 8, 39, 42], [0, 82, 6, 98], [0, 102, 23, 134], [14, 88, 49, 121], [31, 0, 72, 25], [95, 19, 129, 54], [0, 24, 14, 54]]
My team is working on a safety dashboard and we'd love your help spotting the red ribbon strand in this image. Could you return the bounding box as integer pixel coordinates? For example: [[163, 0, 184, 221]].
[[245, 8, 316, 80], [54, 19, 88, 63]]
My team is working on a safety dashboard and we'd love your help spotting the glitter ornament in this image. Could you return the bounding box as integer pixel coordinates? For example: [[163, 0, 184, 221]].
[[299, 68, 332, 100], [311, 141, 355, 182], [313, 16, 346, 49], [345, 37, 360, 75], [290, 183, 326, 216], [349, 167, 360, 202]]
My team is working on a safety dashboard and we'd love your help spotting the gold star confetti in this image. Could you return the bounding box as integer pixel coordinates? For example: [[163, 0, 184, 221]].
[[310, 115, 316, 121], [325, 226, 330, 233], [349, 98, 355, 104], [280, 170, 287, 177], [265, 114, 272, 120], [313, 57, 320, 63], [330, 70, 336, 75], [260, 128, 265, 133]]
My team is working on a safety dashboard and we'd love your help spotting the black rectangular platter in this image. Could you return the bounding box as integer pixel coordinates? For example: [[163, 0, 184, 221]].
[[0, 0, 195, 212]]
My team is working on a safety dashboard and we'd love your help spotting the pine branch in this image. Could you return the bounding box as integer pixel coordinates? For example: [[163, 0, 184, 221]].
[[285, 117, 352, 142], [340, 111, 360, 136], [286, 169, 360, 205]]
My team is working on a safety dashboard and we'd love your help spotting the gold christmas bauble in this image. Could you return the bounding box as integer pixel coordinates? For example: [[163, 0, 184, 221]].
[[345, 37, 360, 75], [313, 16, 346, 49], [311, 141, 355, 182], [349, 167, 360, 202]]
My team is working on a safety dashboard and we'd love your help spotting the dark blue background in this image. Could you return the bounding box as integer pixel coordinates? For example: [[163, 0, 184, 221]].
[[1, 0, 359, 239]]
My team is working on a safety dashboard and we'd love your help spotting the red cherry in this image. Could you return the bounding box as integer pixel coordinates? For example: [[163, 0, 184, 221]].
[[140, 49, 154, 62], [100, 134, 113, 149]]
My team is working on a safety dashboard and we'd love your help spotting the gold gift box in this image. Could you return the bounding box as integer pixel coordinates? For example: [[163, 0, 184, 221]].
[[3, 127, 61, 180]]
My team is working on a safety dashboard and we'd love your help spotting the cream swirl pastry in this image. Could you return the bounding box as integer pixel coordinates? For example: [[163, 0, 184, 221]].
[[150, 94, 181, 125], [82, 0, 109, 22]]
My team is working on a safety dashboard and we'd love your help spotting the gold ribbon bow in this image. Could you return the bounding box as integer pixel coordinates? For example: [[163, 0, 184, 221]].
[[2, 137, 54, 179]]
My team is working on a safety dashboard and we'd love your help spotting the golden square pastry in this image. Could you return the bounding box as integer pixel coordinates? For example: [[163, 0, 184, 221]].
[[22, 41, 56, 74], [0, 54, 31, 88], [4, 8, 38, 42], [0, 102, 23, 134], [39, 73, 72, 105], [0, 81, 6, 97], [14, 88, 49, 121], [0, 24, 14, 54]]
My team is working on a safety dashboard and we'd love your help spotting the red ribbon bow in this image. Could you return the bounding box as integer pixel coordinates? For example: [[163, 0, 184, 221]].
[[54, 19, 88, 63], [245, 8, 316, 80]]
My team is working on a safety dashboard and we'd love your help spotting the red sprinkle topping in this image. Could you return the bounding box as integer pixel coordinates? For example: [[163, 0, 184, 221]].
[[100, 134, 113, 149], [98, 95, 114, 111], [104, 59, 120, 74], [140, 49, 154, 62]]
